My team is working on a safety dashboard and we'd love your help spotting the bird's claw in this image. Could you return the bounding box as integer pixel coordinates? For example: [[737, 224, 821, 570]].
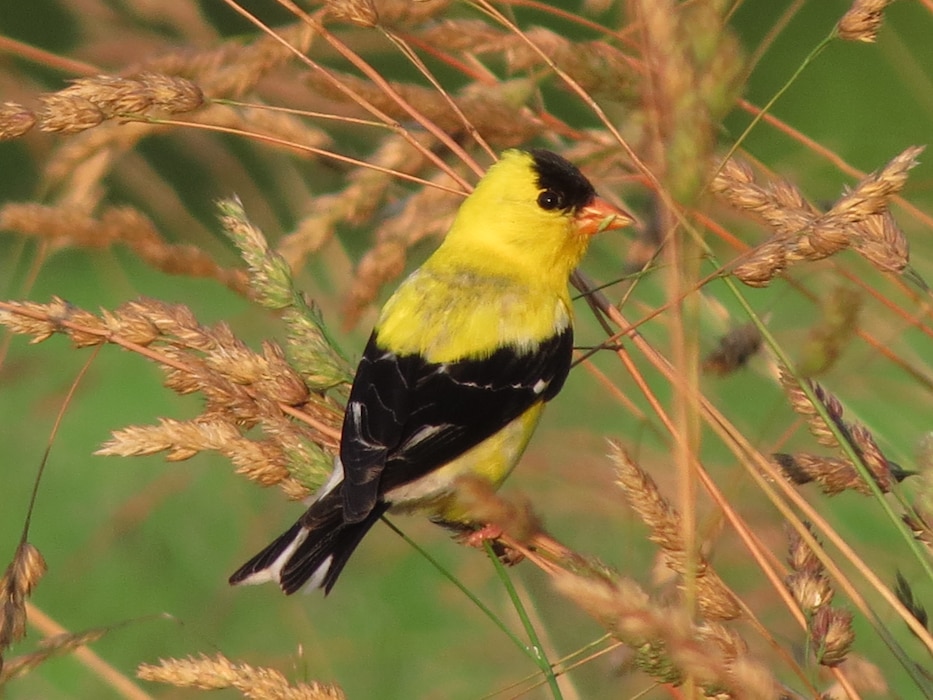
[[456, 524, 525, 565]]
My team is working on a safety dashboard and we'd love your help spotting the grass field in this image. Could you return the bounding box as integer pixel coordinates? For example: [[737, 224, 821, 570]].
[[3, 1, 933, 698]]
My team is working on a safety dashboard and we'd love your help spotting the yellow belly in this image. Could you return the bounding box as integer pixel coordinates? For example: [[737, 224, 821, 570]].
[[383, 403, 545, 523]]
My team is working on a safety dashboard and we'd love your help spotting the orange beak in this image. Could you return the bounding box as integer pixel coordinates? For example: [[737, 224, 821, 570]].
[[574, 197, 634, 236]]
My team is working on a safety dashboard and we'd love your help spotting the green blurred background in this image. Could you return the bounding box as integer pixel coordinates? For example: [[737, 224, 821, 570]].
[[2, 1, 933, 698]]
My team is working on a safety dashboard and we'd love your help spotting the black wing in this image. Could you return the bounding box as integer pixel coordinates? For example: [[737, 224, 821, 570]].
[[339, 327, 573, 522]]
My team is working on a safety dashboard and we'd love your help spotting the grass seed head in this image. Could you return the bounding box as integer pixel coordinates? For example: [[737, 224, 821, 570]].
[[0, 102, 37, 140], [811, 607, 855, 667], [611, 441, 741, 620], [0, 543, 47, 657], [326, 0, 380, 27], [894, 572, 929, 635], [785, 523, 835, 615], [137, 653, 346, 698], [36, 93, 105, 134], [837, 0, 895, 42]]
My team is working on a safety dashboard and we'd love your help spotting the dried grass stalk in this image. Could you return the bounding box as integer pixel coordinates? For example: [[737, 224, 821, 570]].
[[0, 295, 341, 496], [785, 524, 834, 614], [415, 18, 506, 53], [99, 418, 286, 481], [0, 543, 47, 665], [220, 198, 352, 390], [823, 146, 921, 225], [772, 453, 877, 496], [638, 0, 707, 199], [230, 105, 332, 154], [712, 159, 818, 237], [0, 203, 246, 293], [138, 653, 345, 699], [610, 442, 741, 621], [328, 0, 451, 29], [0, 74, 205, 137], [713, 147, 922, 286], [465, 25, 634, 101], [128, 23, 316, 99], [785, 524, 854, 668], [779, 369, 846, 450], [343, 173, 460, 326], [326, 0, 380, 28], [1, 199, 355, 435], [277, 134, 424, 270], [305, 69, 544, 147], [837, 0, 895, 42], [0, 626, 108, 683], [32, 21, 317, 204], [0, 103, 37, 141], [97, 415, 331, 500], [811, 607, 855, 667], [778, 369, 897, 494], [554, 572, 778, 698]]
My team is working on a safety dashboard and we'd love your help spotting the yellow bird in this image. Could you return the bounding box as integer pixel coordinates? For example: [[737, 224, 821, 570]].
[[230, 149, 632, 593]]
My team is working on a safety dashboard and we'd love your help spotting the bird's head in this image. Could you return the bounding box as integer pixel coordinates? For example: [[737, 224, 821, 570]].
[[438, 149, 633, 284]]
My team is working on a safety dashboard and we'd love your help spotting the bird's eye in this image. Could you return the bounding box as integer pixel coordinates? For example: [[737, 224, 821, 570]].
[[537, 189, 565, 211]]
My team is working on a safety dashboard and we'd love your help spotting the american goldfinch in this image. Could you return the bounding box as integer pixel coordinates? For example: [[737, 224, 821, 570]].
[[229, 149, 632, 594]]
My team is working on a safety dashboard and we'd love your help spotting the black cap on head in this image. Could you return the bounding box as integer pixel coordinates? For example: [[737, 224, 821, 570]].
[[530, 148, 596, 212]]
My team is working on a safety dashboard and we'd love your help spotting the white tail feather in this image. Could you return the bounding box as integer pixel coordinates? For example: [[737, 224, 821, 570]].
[[234, 526, 310, 586]]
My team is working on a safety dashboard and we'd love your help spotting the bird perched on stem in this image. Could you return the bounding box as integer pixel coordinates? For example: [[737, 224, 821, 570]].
[[230, 148, 632, 594]]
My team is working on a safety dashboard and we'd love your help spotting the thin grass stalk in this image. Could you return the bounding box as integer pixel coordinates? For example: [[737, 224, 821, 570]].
[[605, 341, 818, 693], [740, 0, 807, 76], [23, 604, 150, 700], [210, 98, 390, 130], [574, 274, 933, 691], [629, 288, 933, 665], [0, 35, 100, 75], [137, 116, 465, 195], [275, 0, 486, 178], [698, 211, 933, 392], [219, 0, 476, 188], [485, 541, 563, 700], [379, 518, 536, 666], [736, 99, 933, 235], [479, 637, 620, 700], [379, 30, 496, 161], [715, 27, 835, 177], [469, 0, 665, 204], [723, 282, 933, 602], [19, 346, 100, 539], [718, 263, 933, 588]]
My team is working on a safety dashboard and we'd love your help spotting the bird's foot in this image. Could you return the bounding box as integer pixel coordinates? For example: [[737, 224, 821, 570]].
[[456, 524, 525, 566], [457, 522, 503, 547]]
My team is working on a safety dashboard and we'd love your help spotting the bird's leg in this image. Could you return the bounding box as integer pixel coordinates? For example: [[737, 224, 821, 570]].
[[458, 522, 503, 547], [454, 523, 525, 566]]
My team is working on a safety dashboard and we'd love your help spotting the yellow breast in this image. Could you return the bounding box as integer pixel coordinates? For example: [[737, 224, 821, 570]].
[[375, 267, 571, 364]]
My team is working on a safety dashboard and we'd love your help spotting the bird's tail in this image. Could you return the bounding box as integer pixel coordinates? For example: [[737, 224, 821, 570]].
[[229, 489, 387, 594]]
